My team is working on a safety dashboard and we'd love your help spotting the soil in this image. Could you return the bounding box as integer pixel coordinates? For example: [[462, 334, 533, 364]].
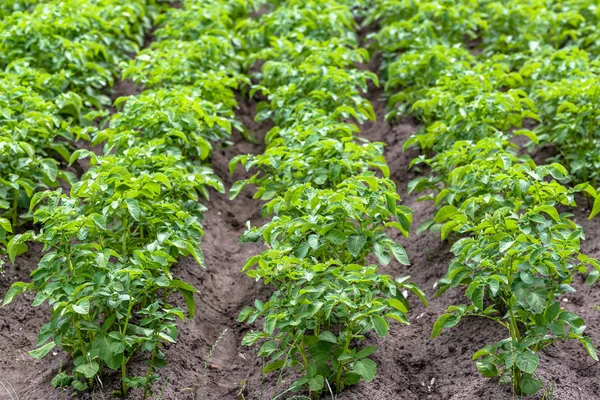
[[2, 27, 600, 400]]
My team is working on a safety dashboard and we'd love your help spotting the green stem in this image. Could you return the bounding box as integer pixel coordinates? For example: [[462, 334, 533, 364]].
[[122, 216, 128, 256], [75, 323, 93, 389], [120, 295, 135, 398], [297, 338, 309, 368], [464, 313, 509, 329], [508, 301, 522, 395], [143, 342, 158, 399], [68, 253, 74, 274], [12, 189, 18, 228], [335, 333, 352, 392]]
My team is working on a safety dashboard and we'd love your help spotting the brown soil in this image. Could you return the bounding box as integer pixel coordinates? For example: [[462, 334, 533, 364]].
[[2, 43, 600, 400]]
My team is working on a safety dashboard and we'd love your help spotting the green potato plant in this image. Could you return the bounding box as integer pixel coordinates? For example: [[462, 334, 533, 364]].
[[0, 0, 155, 106], [93, 89, 235, 161], [241, 176, 412, 264], [230, 134, 389, 200], [231, 0, 427, 398], [0, 0, 166, 257], [0, 77, 85, 257], [2, 0, 257, 396], [4, 191, 195, 395], [0, 0, 40, 17], [239, 258, 424, 394], [373, 0, 600, 395], [238, 0, 357, 52]]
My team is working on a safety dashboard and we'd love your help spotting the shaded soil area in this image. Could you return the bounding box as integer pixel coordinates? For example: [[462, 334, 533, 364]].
[[2, 39, 600, 400]]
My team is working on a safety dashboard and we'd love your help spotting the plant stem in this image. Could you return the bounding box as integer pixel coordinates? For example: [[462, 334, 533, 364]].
[[12, 190, 18, 228], [122, 216, 128, 256], [75, 323, 93, 389], [143, 342, 158, 399], [335, 333, 352, 392], [508, 301, 522, 395], [120, 295, 135, 398], [297, 338, 309, 368]]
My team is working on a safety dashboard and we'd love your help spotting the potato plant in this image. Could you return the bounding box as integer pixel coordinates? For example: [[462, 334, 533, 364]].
[[0, 0, 39, 18], [0, 74, 87, 236], [92, 88, 235, 161], [5, 189, 196, 394], [0, 0, 171, 267], [231, 0, 426, 398], [3, 0, 257, 396], [0, 0, 156, 107], [373, 0, 600, 395]]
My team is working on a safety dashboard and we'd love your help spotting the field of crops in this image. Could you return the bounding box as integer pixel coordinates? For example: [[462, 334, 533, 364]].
[[1, 0, 600, 399]]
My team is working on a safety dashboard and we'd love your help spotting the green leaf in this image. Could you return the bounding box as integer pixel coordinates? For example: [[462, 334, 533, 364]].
[[434, 205, 458, 223], [534, 205, 560, 222], [0, 217, 12, 233], [544, 302, 561, 322], [515, 350, 539, 374], [71, 380, 88, 391], [241, 331, 263, 346], [353, 358, 376, 382], [2, 281, 29, 306], [264, 316, 276, 335], [373, 242, 391, 265], [472, 285, 484, 311], [347, 234, 367, 257], [263, 360, 285, 373], [308, 234, 320, 249], [158, 332, 176, 343], [325, 229, 346, 245], [519, 375, 542, 395], [28, 341, 55, 360], [170, 280, 197, 318], [295, 241, 310, 258], [319, 331, 337, 344], [309, 341, 332, 363], [590, 195, 600, 220], [91, 214, 107, 231], [75, 362, 100, 379], [7, 234, 29, 263], [416, 219, 434, 234], [238, 306, 254, 322], [527, 287, 547, 314], [579, 336, 599, 361], [356, 346, 377, 359], [92, 336, 123, 370], [431, 313, 453, 339], [125, 199, 140, 221], [344, 372, 361, 386], [308, 375, 324, 391], [229, 180, 247, 200], [514, 129, 539, 144], [386, 241, 410, 265], [40, 159, 58, 182], [371, 315, 389, 337], [387, 298, 408, 313], [72, 298, 90, 315], [475, 360, 498, 377]]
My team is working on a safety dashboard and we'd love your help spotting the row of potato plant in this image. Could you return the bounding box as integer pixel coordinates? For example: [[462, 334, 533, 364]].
[[371, 0, 600, 396], [373, 1, 600, 394], [0, 0, 40, 18], [0, 0, 158, 269], [370, 0, 600, 199], [3, 0, 257, 396], [230, 0, 426, 398]]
